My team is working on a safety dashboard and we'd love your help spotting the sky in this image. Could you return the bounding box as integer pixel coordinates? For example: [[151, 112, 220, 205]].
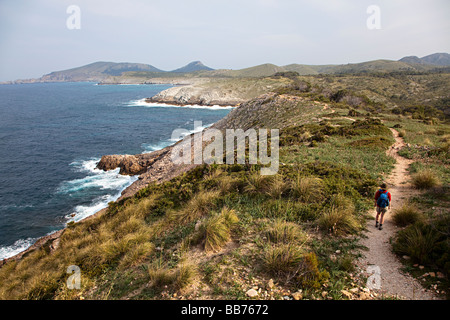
[[0, 0, 449, 81]]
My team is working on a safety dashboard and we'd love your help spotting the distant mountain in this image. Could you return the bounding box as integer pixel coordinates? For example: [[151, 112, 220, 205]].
[[40, 61, 164, 82], [399, 56, 427, 65], [399, 53, 450, 66], [420, 53, 450, 66], [3, 53, 449, 84], [171, 61, 214, 73], [204, 63, 286, 78]]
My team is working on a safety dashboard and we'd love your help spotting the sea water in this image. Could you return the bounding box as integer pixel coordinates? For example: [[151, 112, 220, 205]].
[[0, 82, 231, 260]]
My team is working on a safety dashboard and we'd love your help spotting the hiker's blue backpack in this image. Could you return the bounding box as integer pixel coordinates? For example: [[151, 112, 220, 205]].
[[377, 190, 389, 208]]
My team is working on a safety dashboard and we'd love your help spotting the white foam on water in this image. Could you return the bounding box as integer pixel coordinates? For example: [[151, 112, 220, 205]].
[[64, 188, 134, 224], [0, 237, 36, 261], [58, 158, 138, 222], [126, 99, 235, 110], [58, 160, 134, 193]]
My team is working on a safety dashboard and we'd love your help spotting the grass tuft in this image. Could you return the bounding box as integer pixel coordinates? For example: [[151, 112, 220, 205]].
[[411, 169, 441, 190], [171, 190, 221, 223], [318, 207, 360, 235], [263, 243, 304, 277], [392, 202, 425, 227], [266, 219, 306, 244], [290, 176, 324, 203]]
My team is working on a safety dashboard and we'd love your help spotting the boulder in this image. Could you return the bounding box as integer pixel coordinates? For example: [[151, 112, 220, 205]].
[[96, 154, 147, 175]]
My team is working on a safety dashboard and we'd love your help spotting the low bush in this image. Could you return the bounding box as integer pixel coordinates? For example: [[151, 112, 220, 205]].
[[296, 252, 330, 290]]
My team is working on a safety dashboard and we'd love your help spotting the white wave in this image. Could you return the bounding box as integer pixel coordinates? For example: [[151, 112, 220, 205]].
[[57, 159, 135, 193], [70, 159, 100, 173], [58, 158, 137, 222], [126, 99, 235, 110], [65, 182, 136, 223], [0, 237, 36, 261]]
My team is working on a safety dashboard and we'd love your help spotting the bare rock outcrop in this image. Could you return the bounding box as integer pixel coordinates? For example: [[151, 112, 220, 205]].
[[96, 149, 171, 176], [97, 154, 145, 175], [146, 85, 243, 106]]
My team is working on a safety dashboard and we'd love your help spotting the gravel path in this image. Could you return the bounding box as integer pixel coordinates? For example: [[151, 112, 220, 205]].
[[356, 128, 440, 300]]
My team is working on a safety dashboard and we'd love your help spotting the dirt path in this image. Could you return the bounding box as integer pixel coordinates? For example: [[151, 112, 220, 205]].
[[356, 128, 439, 300]]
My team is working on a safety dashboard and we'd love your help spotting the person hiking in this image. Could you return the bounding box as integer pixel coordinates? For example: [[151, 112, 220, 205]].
[[374, 182, 391, 230]]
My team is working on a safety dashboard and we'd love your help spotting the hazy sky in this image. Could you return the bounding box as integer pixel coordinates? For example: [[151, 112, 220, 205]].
[[0, 0, 449, 81]]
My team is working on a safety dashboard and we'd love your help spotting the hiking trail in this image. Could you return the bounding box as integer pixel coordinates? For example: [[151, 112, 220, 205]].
[[356, 128, 440, 299]]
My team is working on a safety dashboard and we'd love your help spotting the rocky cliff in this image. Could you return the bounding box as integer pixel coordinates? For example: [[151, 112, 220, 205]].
[[145, 84, 245, 106]]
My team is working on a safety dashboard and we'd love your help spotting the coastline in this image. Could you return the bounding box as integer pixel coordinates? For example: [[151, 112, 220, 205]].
[[0, 97, 238, 267]]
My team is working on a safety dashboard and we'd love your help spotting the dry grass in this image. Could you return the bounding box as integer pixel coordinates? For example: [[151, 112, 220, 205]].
[[266, 219, 306, 244], [263, 243, 304, 277], [318, 207, 360, 235], [196, 207, 239, 252], [266, 175, 289, 198], [411, 169, 441, 189], [392, 202, 425, 227], [170, 190, 221, 223], [244, 171, 272, 194], [290, 176, 324, 203], [148, 262, 197, 291], [328, 193, 356, 213]]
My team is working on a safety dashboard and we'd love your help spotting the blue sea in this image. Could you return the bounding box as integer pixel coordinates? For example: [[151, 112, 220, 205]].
[[0, 82, 232, 260]]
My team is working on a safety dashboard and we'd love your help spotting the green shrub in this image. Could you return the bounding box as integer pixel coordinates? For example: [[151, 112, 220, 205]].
[[347, 136, 393, 150], [296, 252, 330, 289]]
